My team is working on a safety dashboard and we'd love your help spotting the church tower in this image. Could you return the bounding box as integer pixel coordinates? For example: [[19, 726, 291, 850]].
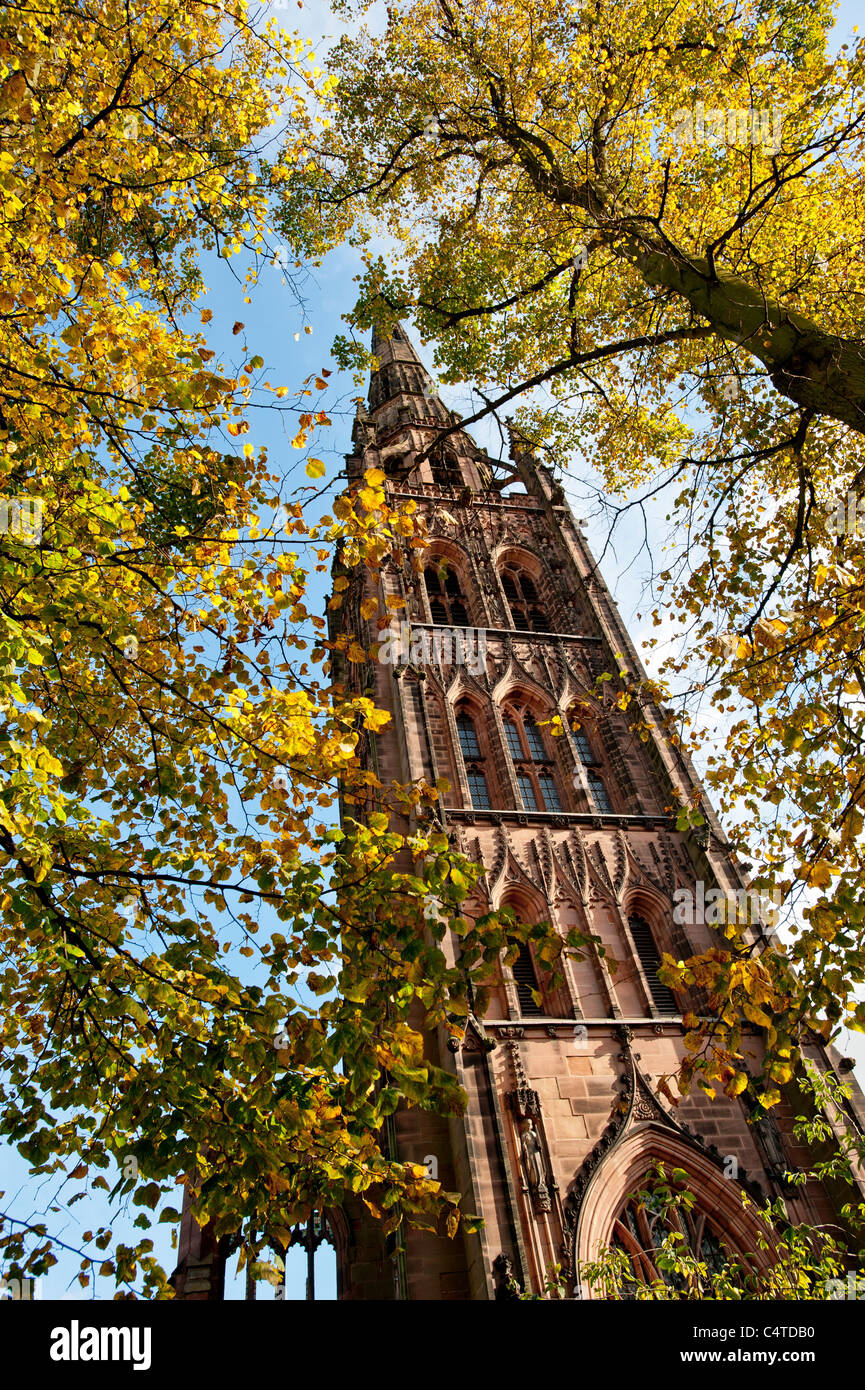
[[330, 322, 865, 1301]]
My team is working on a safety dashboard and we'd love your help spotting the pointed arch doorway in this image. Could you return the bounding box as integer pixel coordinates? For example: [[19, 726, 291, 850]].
[[569, 1125, 771, 1298]]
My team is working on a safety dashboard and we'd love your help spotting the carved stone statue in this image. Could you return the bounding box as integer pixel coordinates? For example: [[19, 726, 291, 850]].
[[519, 1118, 551, 1211], [754, 1110, 787, 1174]]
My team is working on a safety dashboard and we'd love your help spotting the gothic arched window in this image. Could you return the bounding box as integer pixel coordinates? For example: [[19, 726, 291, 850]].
[[456, 713, 480, 759], [500, 568, 548, 632], [628, 915, 678, 1015], [456, 709, 491, 809], [466, 769, 492, 809], [523, 718, 545, 761], [515, 769, 536, 810], [502, 706, 566, 812], [537, 772, 562, 812], [424, 562, 469, 626], [570, 711, 620, 814], [611, 1191, 737, 1295], [430, 445, 462, 490], [243, 1214, 338, 1300], [587, 770, 613, 814], [573, 728, 599, 766]]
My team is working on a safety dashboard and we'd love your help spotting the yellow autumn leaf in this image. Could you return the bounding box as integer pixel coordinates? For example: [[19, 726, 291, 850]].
[[725, 1071, 749, 1097], [809, 861, 833, 887], [743, 1002, 773, 1029], [363, 708, 391, 731]]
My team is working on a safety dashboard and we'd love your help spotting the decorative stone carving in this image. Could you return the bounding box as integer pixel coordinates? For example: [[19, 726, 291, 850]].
[[487, 826, 508, 894], [492, 1253, 521, 1299], [752, 1109, 797, 1193], [656, 831, 681, 896], [589, 842, 615, 896], [505, 1040, 540, 1118], [518, 1117, 551, 1213], [565, 830, 589, 902], [611, 831, 629, 901], [536, 828, 555, 895], [559, 1023, 765, 1281], [450, 1015, 495, 1054]]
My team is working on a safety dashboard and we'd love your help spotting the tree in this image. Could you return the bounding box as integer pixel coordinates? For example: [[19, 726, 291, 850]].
[[0, 1, 576, 1297], [285, 0, 865, 1093]]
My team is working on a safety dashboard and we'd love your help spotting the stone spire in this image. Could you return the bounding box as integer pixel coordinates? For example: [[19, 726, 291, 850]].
[[367, 320, 452, 429], [349, 319, 493, 493]]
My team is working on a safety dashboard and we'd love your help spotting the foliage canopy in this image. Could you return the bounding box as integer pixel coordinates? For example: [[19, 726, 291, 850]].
[[0, 0, 574, 1296]]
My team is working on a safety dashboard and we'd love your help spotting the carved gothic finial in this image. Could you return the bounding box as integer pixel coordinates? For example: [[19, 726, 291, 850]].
[[351, 397, 377, 452], [507, 1039, 529, 1091], [506, 1040, 541, 1120]]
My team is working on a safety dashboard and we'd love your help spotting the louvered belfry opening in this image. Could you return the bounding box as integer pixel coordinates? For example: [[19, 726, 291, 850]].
[[628, 915, 678, 1015], [500, 569, 547, 631], [424, 563, 469, 626], [513, 943, 545, 1016], [430, 445, 463, 490]]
